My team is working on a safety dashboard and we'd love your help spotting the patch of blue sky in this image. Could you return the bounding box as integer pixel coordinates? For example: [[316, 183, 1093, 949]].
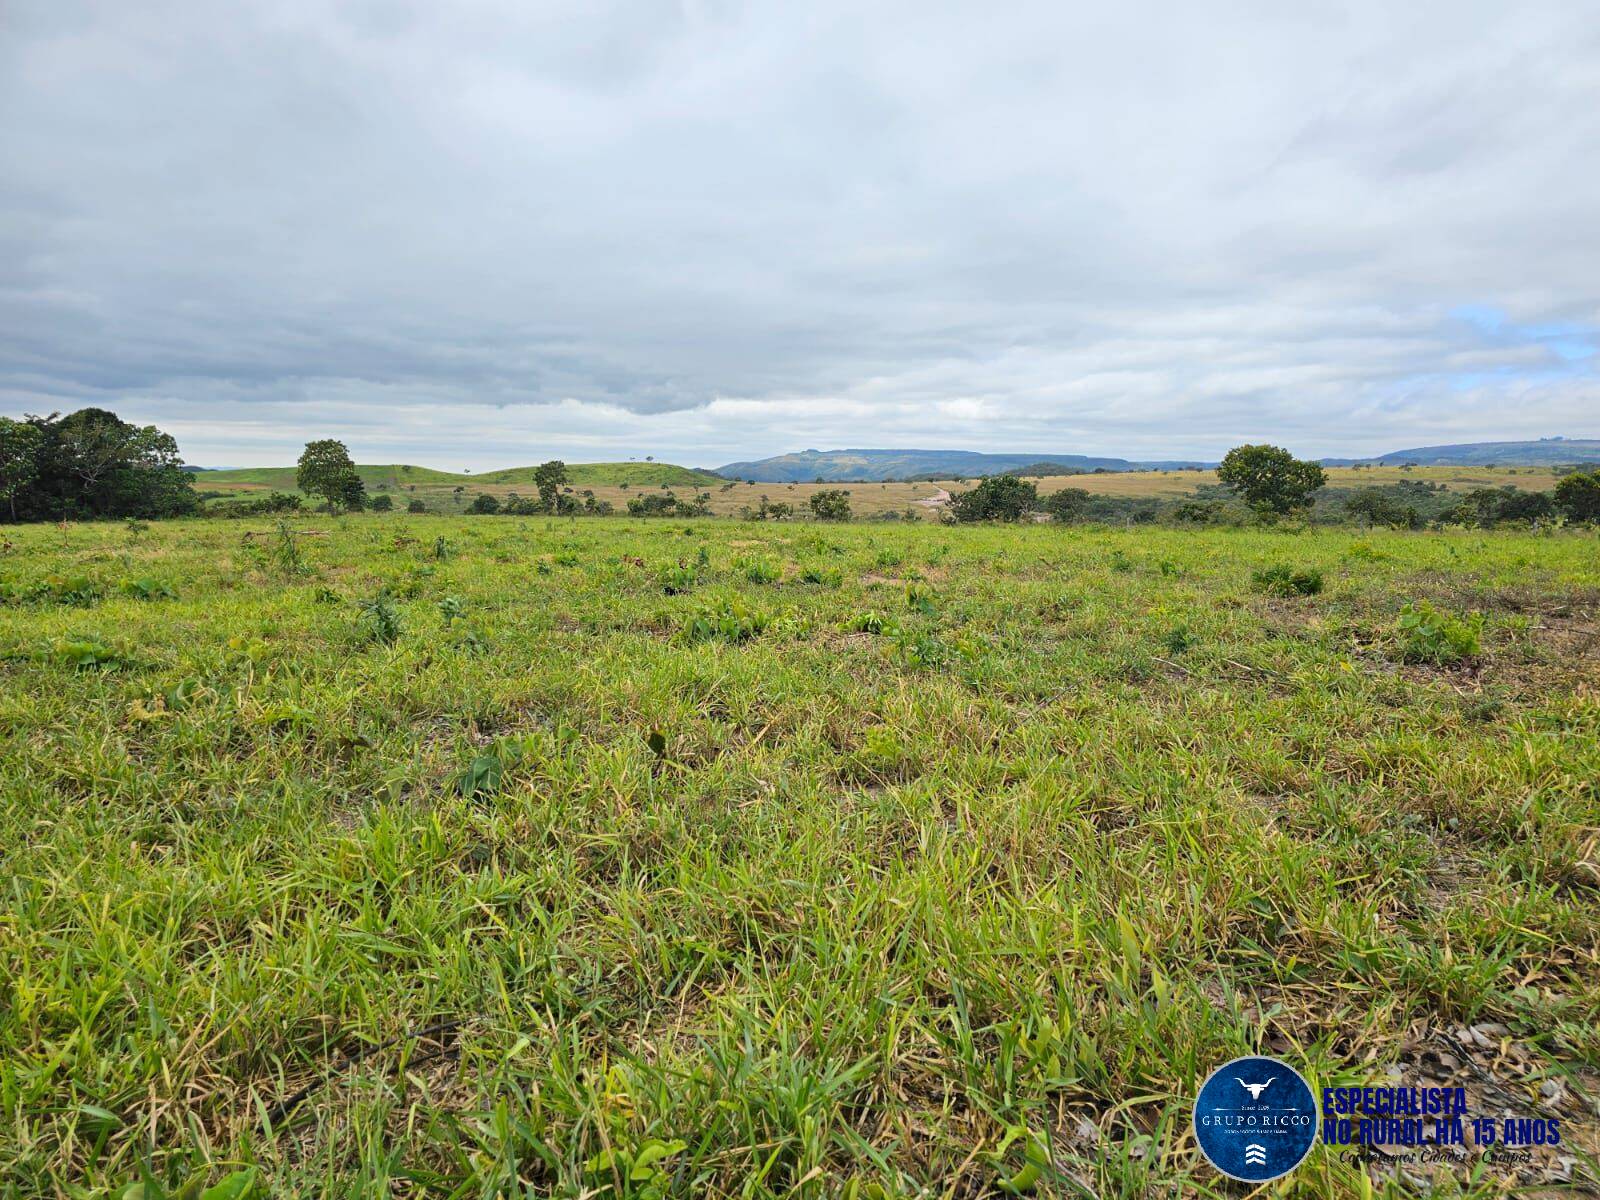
[[1447, 304, 1596, 366]]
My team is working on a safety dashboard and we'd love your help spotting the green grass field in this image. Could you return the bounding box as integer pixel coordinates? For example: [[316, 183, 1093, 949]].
[[1, 516, 1596, 1197]]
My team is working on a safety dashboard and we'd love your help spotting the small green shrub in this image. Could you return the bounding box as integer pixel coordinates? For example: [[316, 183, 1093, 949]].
[[683, 598, 770, 643], [843, 610, 893, 634], [799, 565, 842, 587], [658, 563, 698, 595], [890, 626, 947, 669], [41, 575, 101, 605], [357, 590, 402, 645], [1251, 564, 1323, 596], [455, 752, 505, 799], [120, 577, 177, 601], [271, 520, 307, 577], [45, 636, 126, 670], [1162, 625, 1196, 655], [1396, 602, 1482, 664], [905, 583, 937, 616], [738, 557, 780, 584]]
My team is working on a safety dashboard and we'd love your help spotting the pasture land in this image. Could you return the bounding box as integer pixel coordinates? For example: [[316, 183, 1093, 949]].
[[196, 464, 1561, 519], [1, 516, 1597, 1197]]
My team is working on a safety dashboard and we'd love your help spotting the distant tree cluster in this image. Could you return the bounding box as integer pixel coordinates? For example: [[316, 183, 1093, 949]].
[[739, 495, 793, 521], [1442, 486, 1556, 527], [462, 464, 618, 517], [626, 490, 709, 517], [0, 408, 198, 522], [214, 491, 303, 519]]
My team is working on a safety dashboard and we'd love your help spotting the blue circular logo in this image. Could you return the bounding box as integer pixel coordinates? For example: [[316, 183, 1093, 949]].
[[1192, 1055, 1317, 1182]]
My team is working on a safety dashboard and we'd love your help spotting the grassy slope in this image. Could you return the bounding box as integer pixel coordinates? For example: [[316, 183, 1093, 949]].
[[1, 517, 1597, 1195], [474, 462, 723, 487], [198, 462, 725, 494]]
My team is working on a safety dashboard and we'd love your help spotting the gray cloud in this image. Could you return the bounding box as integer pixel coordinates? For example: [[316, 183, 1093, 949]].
[[2, 0, 1597, 467]]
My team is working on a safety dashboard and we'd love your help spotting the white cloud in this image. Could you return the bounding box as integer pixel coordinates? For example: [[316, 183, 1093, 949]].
[[2, 0, 1596, 467]]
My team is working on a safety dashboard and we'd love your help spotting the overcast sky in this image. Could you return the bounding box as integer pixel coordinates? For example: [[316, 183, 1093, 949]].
[[3, 1, 1598, 469]]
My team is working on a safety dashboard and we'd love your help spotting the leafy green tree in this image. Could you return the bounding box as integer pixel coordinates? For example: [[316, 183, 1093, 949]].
[[533, 460, 569, 511], [1215, 444, 1326, 514], [501, 492, 539, 515], [1345, 488, 1420, 528], [1444, 486, 1552, 527], [368, 493, 393, 511], [808, 489, 852, 521], [947, 475, 1038, 522], [1554, 470, 1600, 523], [9, 408, 197, 520], [296, 440, 364, 512], [0, 417, 42, 522], [467, 493, 501, 514], [627, 493, 677, 516], [407, 498, 427, 513], [1041, 487, 1091, 523]]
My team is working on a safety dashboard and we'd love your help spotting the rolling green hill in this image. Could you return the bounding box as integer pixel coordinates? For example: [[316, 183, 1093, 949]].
[[716, 448, 1206, 481], [474, 462, 723, 487], [196, 461, 723, 493]]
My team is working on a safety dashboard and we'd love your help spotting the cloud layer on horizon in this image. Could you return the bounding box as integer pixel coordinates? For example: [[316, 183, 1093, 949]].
[[3, 0, 1598, 468]]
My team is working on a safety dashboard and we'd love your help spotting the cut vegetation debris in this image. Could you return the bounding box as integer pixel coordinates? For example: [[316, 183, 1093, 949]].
[[1, 517, 1597, 1197]]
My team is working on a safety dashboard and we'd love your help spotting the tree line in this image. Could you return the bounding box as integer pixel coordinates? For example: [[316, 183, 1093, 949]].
[[0, 409, 199, 522], [941, 444, 1600, 527], [5, 417, 1598, 527]]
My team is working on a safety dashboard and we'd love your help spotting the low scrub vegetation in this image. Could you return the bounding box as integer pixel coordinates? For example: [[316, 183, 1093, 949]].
[[1395, 600, 1484, 664], [1251, 563, 1324, 596]]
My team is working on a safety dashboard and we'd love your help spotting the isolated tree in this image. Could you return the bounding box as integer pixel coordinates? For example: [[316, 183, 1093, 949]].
[[1216, 444, 1325, 514], [534, 460, 569, 510], [368, 493, 393, 511], [407, 498, 427, 513], [947, 475, 1038, 522], [297, 439, 364, 512], [0, 417, 42, 522], [1553, 470, 1600, 522], [809, 489, 852, 521], [467, 493, 500, 514]]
